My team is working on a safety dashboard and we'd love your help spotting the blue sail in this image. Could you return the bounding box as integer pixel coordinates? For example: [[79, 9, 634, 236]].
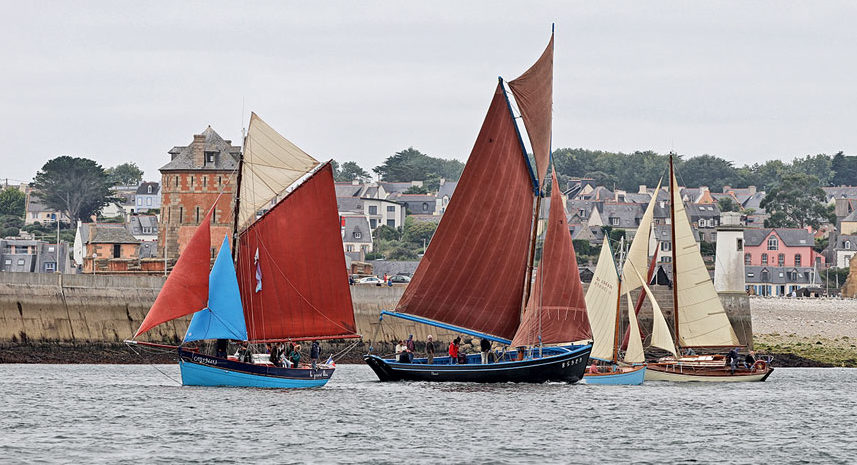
[[184, 236, 248, 343]]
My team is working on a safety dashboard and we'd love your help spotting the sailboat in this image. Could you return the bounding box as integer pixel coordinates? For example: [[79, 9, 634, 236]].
[[127, 113, 360, 388], [363, 30, 593, 383], [638, 155, 773, 382], [582, 237, 647, 385]]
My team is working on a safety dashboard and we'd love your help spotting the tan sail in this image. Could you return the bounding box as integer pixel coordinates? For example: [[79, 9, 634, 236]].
[[622, 178, 662, 291], [585, 237, 619, 361], [237, 113, 320, 230], [670, 171, 740, 347], [628, 262, 676, 357], [623, 290, 645, 363]]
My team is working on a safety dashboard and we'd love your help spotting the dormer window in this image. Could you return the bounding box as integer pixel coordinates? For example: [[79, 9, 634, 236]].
[[422, 202, 429, 212], [767, 236, 778, 250], [847, 241, 851, 250], [205, 152, 216, 164], [147, 185, 153, 194], [353, 231, 362, 239], [611, 217, 620, 226]]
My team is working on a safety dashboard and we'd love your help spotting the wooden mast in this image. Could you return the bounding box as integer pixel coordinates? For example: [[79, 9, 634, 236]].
[[230, 136, 246, 261], [668, 154, 680, 346]]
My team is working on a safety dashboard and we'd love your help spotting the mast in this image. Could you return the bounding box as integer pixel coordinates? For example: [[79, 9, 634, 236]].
[[230, 141, 245, 261], [612, 237, 626, 363], [668, 153, 680, 345], [523, 194, 542, 317]]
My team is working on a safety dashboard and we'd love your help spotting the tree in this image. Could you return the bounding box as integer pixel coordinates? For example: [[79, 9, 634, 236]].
[[404, 185, 428, 194], [334, 161, 371, 183], [374, 224, 401, 241], [792, 154, 833, 186], [32, 156, 117, 222], [717, 197, 740, 213], [831, 151, 857, 187], [678, 155, 738, 192], [583, 171, 617, 189], [0, 187, 25, 217], [402, 217, 437, 247], [373, 147, 464, 189], [760, 173, 835, 229], [106, 162, 144, 186]]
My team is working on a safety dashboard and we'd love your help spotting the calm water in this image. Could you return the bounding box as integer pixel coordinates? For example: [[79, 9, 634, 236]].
[[0, 364, 853, 464]]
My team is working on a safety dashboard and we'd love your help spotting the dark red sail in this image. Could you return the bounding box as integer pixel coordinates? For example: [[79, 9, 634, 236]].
[[237, 163, 358, 341], [395, 82, 535, 340], [135, 209, 212, 337], [509, 31, 553, 188], [512, 169, 592, 347]]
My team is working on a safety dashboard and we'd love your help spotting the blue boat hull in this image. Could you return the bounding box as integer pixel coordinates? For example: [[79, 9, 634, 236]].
[[364, 344, 591, 383], [178, 348, 333, 388], [583, 365, 646, 385]]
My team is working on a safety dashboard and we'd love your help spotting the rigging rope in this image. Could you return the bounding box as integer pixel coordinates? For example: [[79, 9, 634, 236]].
[[125, 342, 182, 386]]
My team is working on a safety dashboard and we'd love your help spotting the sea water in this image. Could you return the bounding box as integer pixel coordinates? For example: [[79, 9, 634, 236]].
[[0, 365, 853, 464]]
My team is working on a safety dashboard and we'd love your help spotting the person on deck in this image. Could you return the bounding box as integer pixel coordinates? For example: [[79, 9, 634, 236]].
[[589, 361, 599, 374], [215, 339, 228, 359], [290, 344, 301, 368], [426, 335, 435, 365], [310, 340, 320, 370], [449, 338, 459, 364], [727, 347, 739, 374], [406, 334, 415, 353], [480, 338, 492, 364], [270, 343, 281, 367], [744, 350, 757, 369]]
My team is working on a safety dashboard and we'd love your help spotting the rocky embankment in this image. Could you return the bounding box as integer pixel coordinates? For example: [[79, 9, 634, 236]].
[[751, 297, 857, 367]]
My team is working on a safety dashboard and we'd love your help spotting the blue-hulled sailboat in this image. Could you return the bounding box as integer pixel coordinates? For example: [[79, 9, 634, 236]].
[[128, 114, 359, 388]]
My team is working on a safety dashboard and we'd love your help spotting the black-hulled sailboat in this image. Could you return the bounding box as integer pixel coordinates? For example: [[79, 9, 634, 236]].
[[364, 30, 593, 383]]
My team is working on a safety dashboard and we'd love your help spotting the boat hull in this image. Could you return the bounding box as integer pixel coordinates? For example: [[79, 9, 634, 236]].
[[364, 344, 591, 383], [583, 365, 646, 385], [178, 348, 333, 388], [645, 364, 773, 382]]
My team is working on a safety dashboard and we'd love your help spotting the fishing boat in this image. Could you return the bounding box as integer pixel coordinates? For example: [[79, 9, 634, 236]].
[[638, 156, 773, 382], [364, 29, 593, 383], [582, 237, 647, 385], [127, 113, 360, 388]]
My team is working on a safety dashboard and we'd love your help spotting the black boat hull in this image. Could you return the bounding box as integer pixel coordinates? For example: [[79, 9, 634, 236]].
[[364, 344, 591, 383]]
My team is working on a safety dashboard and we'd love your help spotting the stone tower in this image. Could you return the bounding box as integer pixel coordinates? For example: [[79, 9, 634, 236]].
[[714, 212, 745, 293], [158, 126, 241, 265]]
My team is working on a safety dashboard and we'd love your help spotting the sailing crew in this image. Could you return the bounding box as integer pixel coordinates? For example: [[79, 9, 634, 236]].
[[480, 338, 492, 364], [726, 347, 739, 374], [270, 343, 281, 367], [744, 350, 757, 369], [406, 335, 415, 353], [215, 339, 228, 359], [310, 340, 320, 370], [290, 344, 301, 367], [426, 335, 435, 365], [449, 338, 460, 364]]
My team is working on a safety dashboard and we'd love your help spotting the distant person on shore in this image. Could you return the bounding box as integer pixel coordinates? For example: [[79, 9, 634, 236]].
[[726, 347, 739, 374], [449, 337, 460, 364], [426, 335, 435, 365], [480, 338, 492, 364], [744, 350, 757, 369], [310, 340, 320, 370]]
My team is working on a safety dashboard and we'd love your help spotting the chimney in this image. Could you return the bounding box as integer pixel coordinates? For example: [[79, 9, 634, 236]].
[[191, 134, 206, 167], [639, 185, 647, 194], [748, 186, 757, 195]]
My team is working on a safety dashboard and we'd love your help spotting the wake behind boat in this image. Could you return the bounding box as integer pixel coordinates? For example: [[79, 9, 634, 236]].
[[365, 29, 593, 384]]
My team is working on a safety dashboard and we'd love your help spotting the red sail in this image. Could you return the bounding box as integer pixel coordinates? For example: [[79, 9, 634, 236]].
[[237, 163, 357, 341], [508, 31, 553, 188], [395, 83, 535, 340], [135, 209, 212, 337], [511, 169, 592, 347]]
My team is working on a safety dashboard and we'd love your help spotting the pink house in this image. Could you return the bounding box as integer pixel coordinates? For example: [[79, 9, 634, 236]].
[[743, 228, 824, 268]]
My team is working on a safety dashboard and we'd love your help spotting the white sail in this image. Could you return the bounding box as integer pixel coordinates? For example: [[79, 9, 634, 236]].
[[622, 178, 662, 291], [670, 171, 740, 347], [623, 290, 645, 363], [628, 262, 677, 357], [585, 237, 619, 361], [237, 113, 320, 230]]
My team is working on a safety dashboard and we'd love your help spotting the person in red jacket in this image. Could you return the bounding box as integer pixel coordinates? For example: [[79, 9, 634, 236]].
[[448, 337, 460, 364]]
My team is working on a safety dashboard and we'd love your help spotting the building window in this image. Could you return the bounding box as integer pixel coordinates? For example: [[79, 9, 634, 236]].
[[847, 241, 852, 250], [387, 219, 395, 227], [190, 176, 194, 187], [346, 245, 353, 252], [661, 241, 671, 251], [137, 198, 143, 206], [387, 206, 396, 213], [179, 206, 184, 224], [768, 236, 778, 250], [353, 231, 362, 239], [3, 259, 9, 265], [778, 253, 785, 266], [611, 217, 620, 226], [370, 219, 377, 229], [369, 206, 378, 215], [762, 253, 768, 265], [794, 254, 801, 267], [147, 185, 153, 194], [744, 253, 751, 265], [422, 202, 429, 212], [44, 262, 56, 272], [205, 152, 216, 164], [218, 176, 222, 186], [203, 176, 207, 188], [17, 259, 25, 265], [48, 246, 55, 252], [113, 244, 121, 258], [711, 232, 717, 241], [175, 176, 179, 188], [146, 197, 152, 206], [761, 269, 769, 282], [698, 219, 705, 228]]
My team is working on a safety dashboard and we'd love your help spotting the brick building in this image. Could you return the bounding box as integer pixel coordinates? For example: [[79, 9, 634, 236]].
[[158, 126, 240, 264]]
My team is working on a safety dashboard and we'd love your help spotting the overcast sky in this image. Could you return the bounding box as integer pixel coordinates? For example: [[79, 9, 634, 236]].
[[1, 1, 856, 183]]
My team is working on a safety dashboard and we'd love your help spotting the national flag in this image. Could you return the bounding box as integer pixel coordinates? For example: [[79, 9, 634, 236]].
[[325, 355, 335, 367], [254, 248, 262, 293]]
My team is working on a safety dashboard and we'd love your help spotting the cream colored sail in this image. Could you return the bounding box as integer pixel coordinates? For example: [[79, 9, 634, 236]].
[[623, 290, 645, 363], [585, 237, 619, 361], [622, 178, 662, 291], [237, 113, 320, 230], [670, 171, 740, 347], [628, 262, 676, 357]]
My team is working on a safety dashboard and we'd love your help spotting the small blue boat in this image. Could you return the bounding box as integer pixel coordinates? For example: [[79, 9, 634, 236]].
[[582, 365, 646, 385]]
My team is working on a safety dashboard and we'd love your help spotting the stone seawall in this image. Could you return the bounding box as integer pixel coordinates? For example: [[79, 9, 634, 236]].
[[0, 272, 752, 349]]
